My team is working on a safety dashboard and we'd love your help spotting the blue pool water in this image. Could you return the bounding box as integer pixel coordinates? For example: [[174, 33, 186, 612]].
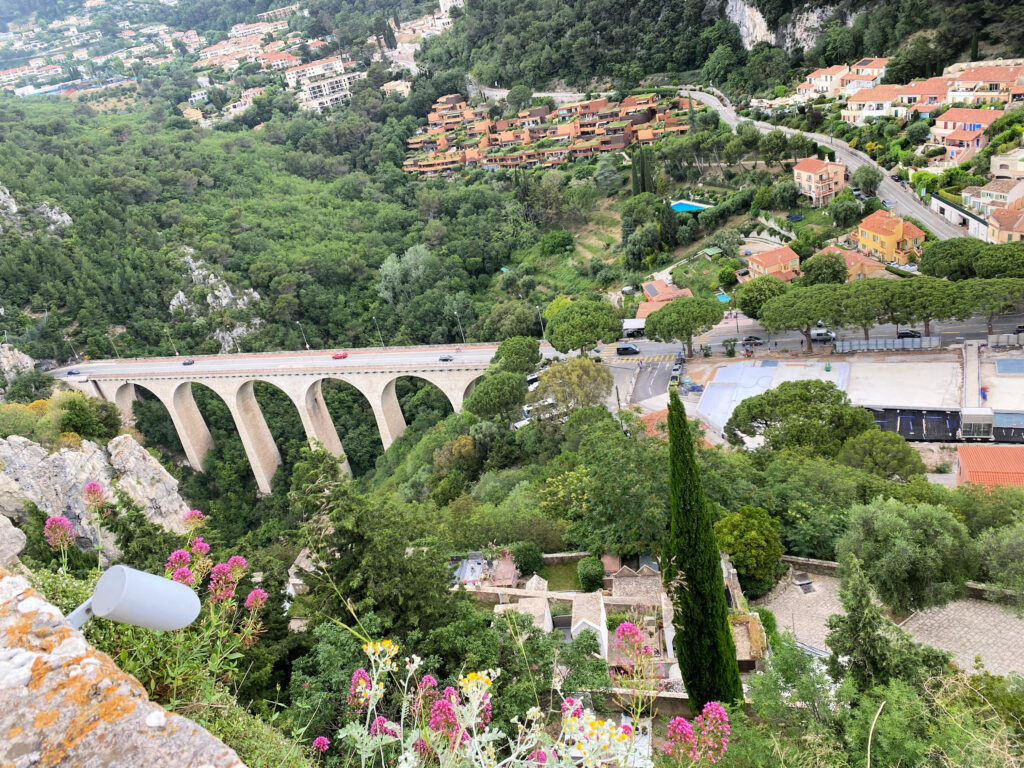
[[671, 200, 710, 212], [716, 293, 731, 302]]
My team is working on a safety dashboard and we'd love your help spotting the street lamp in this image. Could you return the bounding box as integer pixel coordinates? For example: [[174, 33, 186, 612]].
[[536, 306, 545, 339], [65, 338, 79, 359], [109, 336, 122, 359], [296, 320, 310, 350], [453, 310, 466, 345], [372, 316, 385, 348]]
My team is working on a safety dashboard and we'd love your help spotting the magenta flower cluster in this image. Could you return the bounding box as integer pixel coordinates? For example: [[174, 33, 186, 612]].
[[244, 588, 268, 611], [663, 701, 730, 763], [82, 481, 107, 510], [189, 536, 210, 555], [166, 549, 191, 570], [43, 516, 74, 552], [561, 696, 583, 719], [347, 668, 372, 711], [312, 736, 330, 752], [172, 567, 195, 586], [369, 716, 398, 737], [413, 674, 438, 716], [208, 561, 241, 603]]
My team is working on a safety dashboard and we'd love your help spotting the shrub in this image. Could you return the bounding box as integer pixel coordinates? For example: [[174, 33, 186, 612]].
[[512, 541, 543, 576], [578, 556, 604, 592]]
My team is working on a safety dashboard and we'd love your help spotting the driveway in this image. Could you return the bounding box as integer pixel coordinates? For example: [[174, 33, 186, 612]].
[[680, 90, 966, 241]]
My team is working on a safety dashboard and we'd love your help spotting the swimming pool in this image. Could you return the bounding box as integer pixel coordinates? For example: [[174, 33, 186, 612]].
[[671, 199, 710, 212], [716, 293, 731, 303]]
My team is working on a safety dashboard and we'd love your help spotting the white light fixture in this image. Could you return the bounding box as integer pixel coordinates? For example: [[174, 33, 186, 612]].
[[66, 565, 201, 631]]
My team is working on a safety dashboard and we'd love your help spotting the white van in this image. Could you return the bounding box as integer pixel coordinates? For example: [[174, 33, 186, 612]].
[[810, 328, 836, 342]]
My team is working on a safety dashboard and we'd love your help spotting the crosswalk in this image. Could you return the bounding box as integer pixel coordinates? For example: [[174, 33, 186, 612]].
[[600, 353, 679, 363]]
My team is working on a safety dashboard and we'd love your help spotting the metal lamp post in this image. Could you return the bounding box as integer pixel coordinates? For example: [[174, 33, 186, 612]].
[[296, 321, 310, 350], [453, 310, 466, 345]]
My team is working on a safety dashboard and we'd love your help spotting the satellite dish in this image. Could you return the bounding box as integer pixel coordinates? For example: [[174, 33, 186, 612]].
[[66, 565, 201, 631]]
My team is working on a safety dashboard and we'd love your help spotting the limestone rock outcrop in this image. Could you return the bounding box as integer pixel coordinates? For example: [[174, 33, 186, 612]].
[[0, 567, 244, 768], [0, 434, 193, 554], [0, 343, 35, 391], [0, 514, 25, 566], [724, 0, 845, 51]]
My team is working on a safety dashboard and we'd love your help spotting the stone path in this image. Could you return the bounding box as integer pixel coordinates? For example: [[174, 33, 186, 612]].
[[760, 574, 1024, 676]]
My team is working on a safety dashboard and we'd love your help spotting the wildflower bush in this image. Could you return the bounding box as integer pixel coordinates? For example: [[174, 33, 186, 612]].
[[316, 623, 731, 768]]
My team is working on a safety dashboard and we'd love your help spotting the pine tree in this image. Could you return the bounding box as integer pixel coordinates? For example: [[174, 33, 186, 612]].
[[664, 390, 743, 709], [660, 200, 678, 248]]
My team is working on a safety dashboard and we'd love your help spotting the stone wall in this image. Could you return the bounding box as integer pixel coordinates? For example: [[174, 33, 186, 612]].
[[0, 567, 243, 767], [540, 551, 589, 565]]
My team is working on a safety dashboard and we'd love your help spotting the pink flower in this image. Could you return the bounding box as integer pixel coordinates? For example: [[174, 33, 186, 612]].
[[560, 696, 583, 720], [429, 698, 464, 742], [530, 749, 548, 765], [621, 723, 633, 737], [370, 716, 398, 737], [183, 509, 205, 531], [312, 736, 330, 752], [166, 549, 191, 570], [172, 567, 195, 586], [189, 536, 210, 556], [478, 693, 492, 727], [43, 516, 74, 552], [662, 702, 730, 763], [208, 562, 236, 603], [227, 555, 247, 578], [664, 716, 695, 757], [413, 674, 438, 716], [82, 482, 107, 510], [245, 588, 268, 611], [347, 668, 371, 711], [412, 737, 433, 757]]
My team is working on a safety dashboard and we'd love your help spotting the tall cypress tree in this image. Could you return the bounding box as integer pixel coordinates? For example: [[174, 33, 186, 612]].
[[660, 200, 678, 248], [631, 156, 640, 195], [664, 389, 743, 709]]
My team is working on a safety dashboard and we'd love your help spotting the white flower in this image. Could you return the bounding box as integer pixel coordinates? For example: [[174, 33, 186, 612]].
[[405, 654, 423, 673]]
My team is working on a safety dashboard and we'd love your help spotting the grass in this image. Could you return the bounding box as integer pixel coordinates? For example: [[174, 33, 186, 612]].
[[539, 561, 582, 591]]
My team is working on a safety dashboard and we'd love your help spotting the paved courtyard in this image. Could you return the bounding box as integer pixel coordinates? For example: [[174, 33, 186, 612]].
[[760, 574, 1024, 676]]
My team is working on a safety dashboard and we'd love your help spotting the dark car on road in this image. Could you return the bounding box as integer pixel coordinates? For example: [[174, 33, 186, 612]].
[[616, 343, 640, 355], [66, 369, 80, 376], [897, 330, 922, 339], [742, 335, 765, 346], [439, 354, 454, 362], [182, 358, 195, 365], [1015, 325, 1024, 334]]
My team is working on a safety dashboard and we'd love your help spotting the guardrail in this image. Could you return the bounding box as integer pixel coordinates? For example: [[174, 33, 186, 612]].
[[988, 334, 1024, 347]]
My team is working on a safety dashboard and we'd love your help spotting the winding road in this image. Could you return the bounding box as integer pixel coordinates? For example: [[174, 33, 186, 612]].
[[680, 89, 966, 241]]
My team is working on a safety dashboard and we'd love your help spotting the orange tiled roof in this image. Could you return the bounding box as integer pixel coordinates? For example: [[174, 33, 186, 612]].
[[858, 210, 925, 240], [641, 280, 692, 303], [936, 107, 1004, 126], [847, 84, 901, 103], [957, 444, 1024, 487], [990, 208, 1024, 232], [747, 245, 799, 271]]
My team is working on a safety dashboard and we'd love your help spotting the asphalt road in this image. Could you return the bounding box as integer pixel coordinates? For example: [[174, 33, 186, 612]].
[[680, 90, 966, 241]]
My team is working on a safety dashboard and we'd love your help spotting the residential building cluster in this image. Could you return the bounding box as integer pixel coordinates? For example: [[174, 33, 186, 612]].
[[403, 93, 692, 176], [284, 55, 367, 113], [931, 163, 1024, 243]]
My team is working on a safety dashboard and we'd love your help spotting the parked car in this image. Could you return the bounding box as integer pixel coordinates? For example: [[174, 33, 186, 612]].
[[809, 328, 836, 342], [616, 343, 640, 356], [890, 174, 901, 182], [66, 369, 80, 376], [897, 329, 922, 339], [742, 335, 764, 346], [882, 199, 893, 209], [671, 362, 682, 375], [439, 354, 454, 362], [1015, 325, 1024, 334], [182, 358, 195, 366], [786, 214, 804, 222], [331, 351, 348, 359]]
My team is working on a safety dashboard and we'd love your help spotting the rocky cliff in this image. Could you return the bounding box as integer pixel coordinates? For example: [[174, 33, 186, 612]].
[[0, 343, 35, 395], [724, 0, 847, 51], [0, 434, 192, 564]]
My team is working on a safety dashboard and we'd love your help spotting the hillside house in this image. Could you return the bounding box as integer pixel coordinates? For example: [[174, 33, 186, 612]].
[[893, 77, 951, 118], [853, 210, 926, 265], [961, 178, 1024, 217], [738, 245, 801, 283], [814, 244, 891, 281], [793, 157, 846, 206], [947, 65, 1024, 105], [840, 84, 900, 124], [929, 108, 1004, 163], [956, 444, 1024, 487], [988, 206, 1024, 244], [991, 147, 1024, 180]]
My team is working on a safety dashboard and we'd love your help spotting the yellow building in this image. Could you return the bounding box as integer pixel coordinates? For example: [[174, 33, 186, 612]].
[[988, 207, 1024, 244], [853, 210, 926, 266]]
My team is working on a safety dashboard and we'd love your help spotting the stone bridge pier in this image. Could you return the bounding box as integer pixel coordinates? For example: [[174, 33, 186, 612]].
[[79, 363, 488, 495]]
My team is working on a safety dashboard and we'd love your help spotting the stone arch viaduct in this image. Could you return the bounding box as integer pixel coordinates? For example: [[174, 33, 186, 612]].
[[64, 345, 497, 494]]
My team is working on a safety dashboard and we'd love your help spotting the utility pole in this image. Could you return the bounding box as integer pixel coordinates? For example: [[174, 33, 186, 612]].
[[109, 336, 122, 359], [537, 306, 545, 339], [296, 320, 310, 350], [65, 338, 79, 358], [372, 316, 385, 348], [453, 310, 466, 345], [163, 328, 179, 356]]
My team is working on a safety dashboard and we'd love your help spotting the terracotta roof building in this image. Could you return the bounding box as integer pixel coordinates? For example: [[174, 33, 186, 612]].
[[739, 245, 801, 283], [853, 210, 926, 265], [956, 445, 1024, 487], [793, 157, 846, 206]]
